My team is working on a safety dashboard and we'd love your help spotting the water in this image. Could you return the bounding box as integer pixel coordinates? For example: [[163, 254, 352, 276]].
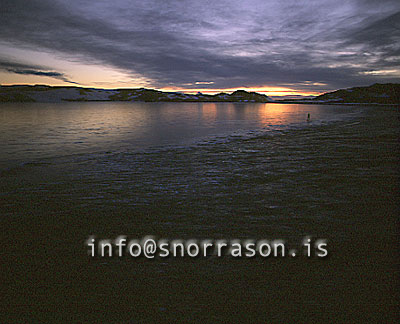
[[1, 102, 398, 322], [0, 102, 361, 169]]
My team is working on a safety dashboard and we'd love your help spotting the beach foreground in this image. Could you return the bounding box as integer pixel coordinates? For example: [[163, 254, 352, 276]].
[[2, 105, 399, 322]]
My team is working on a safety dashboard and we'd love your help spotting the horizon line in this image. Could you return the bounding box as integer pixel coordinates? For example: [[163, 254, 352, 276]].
[[0, 83, 335, 97]]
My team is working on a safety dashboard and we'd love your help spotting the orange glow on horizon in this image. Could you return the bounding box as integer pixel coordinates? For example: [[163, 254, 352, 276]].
[[0, 77, 323, 97], [160, 86, 322, 97]]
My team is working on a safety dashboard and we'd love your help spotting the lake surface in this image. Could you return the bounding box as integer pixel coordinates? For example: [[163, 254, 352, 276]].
[[0, 102, 362, 169], [2, 102, 398, 322]]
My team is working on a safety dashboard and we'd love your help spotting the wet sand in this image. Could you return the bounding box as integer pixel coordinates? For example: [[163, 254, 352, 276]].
[[2, 105, 399, 322]]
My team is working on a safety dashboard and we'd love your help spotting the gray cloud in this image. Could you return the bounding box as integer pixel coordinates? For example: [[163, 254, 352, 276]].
[[0, 0, 399, 91], [0, 59, 78, 84]]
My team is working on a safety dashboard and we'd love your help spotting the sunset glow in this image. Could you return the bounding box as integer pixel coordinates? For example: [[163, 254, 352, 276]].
[[1, 0, 399, 97], [162, 86, 322, 97]]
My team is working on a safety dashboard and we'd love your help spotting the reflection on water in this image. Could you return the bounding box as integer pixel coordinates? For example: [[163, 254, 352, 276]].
[[0, 102, 361, 167], [1, 102, 397, 322]]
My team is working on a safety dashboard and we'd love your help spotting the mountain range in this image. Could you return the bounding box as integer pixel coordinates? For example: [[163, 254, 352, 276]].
[[0, 83, 399, 104], [0, 86, 271, 103]]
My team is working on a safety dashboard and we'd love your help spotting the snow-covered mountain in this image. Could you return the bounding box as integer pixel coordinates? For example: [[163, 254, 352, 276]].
[[0, 85, 272, 103], [313, 83, 400, 104]]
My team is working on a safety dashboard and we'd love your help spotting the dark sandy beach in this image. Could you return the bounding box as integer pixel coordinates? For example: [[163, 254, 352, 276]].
[[2, 105, 399, 323]]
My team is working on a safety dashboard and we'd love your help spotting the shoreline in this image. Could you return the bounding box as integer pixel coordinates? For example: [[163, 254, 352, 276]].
[[1, 83, 399, 105], [1, 99, 397, 106], [1, 104, 399, 322]]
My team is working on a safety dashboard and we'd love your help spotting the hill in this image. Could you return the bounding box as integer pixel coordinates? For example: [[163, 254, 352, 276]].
[[313, 83, 400, 104], [0, 85, 272, 103]]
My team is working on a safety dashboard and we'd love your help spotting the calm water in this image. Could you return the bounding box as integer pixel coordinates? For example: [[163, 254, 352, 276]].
[[2, 102, 398, 322], [0, 102, 361, 169]]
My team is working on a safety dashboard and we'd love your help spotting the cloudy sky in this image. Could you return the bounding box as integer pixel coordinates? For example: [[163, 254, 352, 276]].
[[0, 0, 399, 96]]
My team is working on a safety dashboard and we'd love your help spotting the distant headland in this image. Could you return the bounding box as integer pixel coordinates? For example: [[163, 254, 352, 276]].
[[0, 83, 399, 104]]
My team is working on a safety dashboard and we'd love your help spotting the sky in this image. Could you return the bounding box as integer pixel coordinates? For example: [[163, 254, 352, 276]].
[[0, 0, 399, 97]]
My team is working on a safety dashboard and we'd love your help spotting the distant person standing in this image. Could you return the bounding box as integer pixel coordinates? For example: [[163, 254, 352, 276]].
[[307, 113, 311, 122]]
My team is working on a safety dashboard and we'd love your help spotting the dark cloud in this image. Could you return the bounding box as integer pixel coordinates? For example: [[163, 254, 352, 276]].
[[343, 11, 400, 60], [0, 0, 398, 91], [0, 60, 78, 84]]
